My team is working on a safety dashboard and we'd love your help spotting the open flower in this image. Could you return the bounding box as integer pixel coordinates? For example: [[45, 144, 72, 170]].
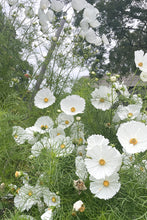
[[83, 3, 100, 28], [41, 208, 53, 220], [34, 116, 54, 134], [34, 88, 56, 109], [60, 95, 85, 115], [12, 126, 27, 145], [134, 50, 147, 72], [14, 184, 39, 212], [49, 127, 65, 140], [73, 200, 85, 212], [85, 144, 122, 179], [116, 121, 147, 154], [51, 0, 64, 12], [75, 156, 88, 180], [25, 126, 39, 145], [52, 136, 75, 157], [85, 28, 102, 46], [86, 134, 109, 151], [91, 86, 118, 111], [40, 0, 50, 10], [31, 141, 44, 157], [72, 0, 87, 11], [140, 71, 147, 82], [43, 191, 60, 208], [90, 172, 121, 200], [116, 104, 141, 121], [70, 122, 85, 145], [57, 112, 74, 129]]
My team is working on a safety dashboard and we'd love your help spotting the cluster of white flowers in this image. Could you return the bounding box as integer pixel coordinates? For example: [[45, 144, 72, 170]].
[[13, 175, 59, 219], [134, 50, 147, 82], [38, 0, 108, 46]]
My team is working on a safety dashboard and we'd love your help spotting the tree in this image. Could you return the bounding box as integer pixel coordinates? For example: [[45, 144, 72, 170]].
[[0, 5, 33, 102], [72, 0, 147, 77]]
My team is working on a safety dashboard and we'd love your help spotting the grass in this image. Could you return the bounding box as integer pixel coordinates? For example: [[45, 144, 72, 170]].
[[0, 77, 147, 220]]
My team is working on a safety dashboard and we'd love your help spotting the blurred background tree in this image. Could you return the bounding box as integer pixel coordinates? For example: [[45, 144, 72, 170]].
[[0, 5, 33, 103], [72, 0, 147, 77]]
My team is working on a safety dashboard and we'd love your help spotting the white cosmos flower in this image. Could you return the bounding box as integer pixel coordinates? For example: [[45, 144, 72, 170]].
[[136, 112, 147, 125], [91, 86, 118, 111], [116, 104, 141, 120], [116, 121, 147, 154], [85, 28, 102, 46], [51, 0, 64, 12], [121, 152, 135, 170], [7, 0, 17, 6], [40, 0, 50, 10], [82, 3, 100, 29], [49, 127, 65, 140], [76, 145, 86, 157], [140, 71, 147, 82], [86, 134, 109, 151], [70, 122, 85, 145], [114, 81, 130, 98], [38, 9, 48, 27], [41, 209, 53, 220], [34, 116, 54, 134], [85, 144, 122, 179], [31, 141, 44, 157], [14, 184, 39, 212], [102, 34, 109, 45], [90, 172, 121, 200], [80, 19, 89, 32], [134, 50, 147, 72], [34, 88, 56, 109], [25, 7, 34, 18], [60, 95, 85, 115], [12, 126, 26, 145], [73, 200, 84, 211], [75, 156, 88, 180], [46, 9, 55, 23], [52, 136, 75, 157], [83, 3, 99, 23], [131, 94, 143, 106], [57, 112, 74, 129], [72, 0, 87, 11], [25, 126, 39, 145], [43, 191, 60, 207]]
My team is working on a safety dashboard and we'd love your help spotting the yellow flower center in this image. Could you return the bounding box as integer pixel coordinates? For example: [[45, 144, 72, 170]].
[[60, 144, 65, 149], [44, 97, 48, 102], [16, 188, 20, 194], [138, 62, 143, 67], [14, 135, 18, 138], [99, 159, 106, 166], [41, 125, 48, 130], [129, 156, 133, 161], [140, 166, 144, 172], [15, 171, 20, 178], [129, 138, 138, 145], [71, 107, 76, 112], [52, 197, 56, 202], [103, 180, 109, 187], [65, 120, 69, 124], [127, 112, 133, 118], [28, 191, 32, 196], [99, 98, 105, 103], [79, 152, 83, 156], [57, 133, 61, 136], [79, 205, 85, 212], [78, 137, 83, 145]]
